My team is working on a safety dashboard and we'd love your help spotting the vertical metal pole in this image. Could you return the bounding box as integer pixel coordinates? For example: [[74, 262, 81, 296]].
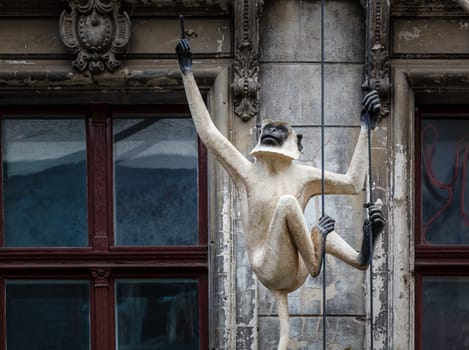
[[365, 0, 374, 348], [367, 120, 374, 350], [320, 0, 327, 348]]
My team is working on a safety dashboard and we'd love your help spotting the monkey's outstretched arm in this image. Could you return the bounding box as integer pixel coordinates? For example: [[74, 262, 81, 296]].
[[176, 18, 251, 183], [302, 123, 369, 196], [323, 126, 370, 195], [305, 91, 380, 196], [181, 72, 252, 182]]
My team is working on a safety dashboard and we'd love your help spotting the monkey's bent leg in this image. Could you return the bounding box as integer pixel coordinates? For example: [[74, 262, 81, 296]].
[[270, 195, 323, 277], [273, 290, 289, 350], [325, 232, 367, 270]]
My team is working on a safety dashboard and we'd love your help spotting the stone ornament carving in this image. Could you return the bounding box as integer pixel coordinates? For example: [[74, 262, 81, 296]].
[[59, 0, 131, 73], [176, 26, 385, 349], [232, 41, 260, 121], [232, 0, 262, 121], [366, 0, 391, 119]]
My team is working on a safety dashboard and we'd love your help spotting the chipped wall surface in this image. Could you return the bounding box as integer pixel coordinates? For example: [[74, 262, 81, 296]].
[[0, 18, 231, 56], [388, 1, 469, 350], [394, 19, 469, 54]]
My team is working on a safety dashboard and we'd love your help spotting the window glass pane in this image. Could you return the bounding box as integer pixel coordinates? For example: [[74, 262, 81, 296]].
[[422, 276, 469, 349], [421, 117, 469, 244], [116, 279, 199, 350], [113, 118, 198, 246], [2, 119, 88, 247], [6, 280, 90, 350]]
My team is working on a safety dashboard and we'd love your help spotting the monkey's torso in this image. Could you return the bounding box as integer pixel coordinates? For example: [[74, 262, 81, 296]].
[[236, 160, 323, 292]]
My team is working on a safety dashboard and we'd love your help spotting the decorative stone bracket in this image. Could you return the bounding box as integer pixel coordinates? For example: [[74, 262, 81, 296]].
[[365, 0, 391, 119], [59, 0, 131, 74], [232, 0, 263, 121], [232, 40, 260, 122]]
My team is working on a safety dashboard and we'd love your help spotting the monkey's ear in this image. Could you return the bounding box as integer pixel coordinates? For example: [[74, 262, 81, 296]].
[[297, 134, 304, 152]]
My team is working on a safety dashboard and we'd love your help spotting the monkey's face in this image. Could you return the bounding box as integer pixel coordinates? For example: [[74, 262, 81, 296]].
[[250, 119, 303, 161], [260, 123, 289, 147]]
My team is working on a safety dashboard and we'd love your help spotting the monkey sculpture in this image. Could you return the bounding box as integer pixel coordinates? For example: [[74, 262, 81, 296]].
[[176, 18, 385, 350]]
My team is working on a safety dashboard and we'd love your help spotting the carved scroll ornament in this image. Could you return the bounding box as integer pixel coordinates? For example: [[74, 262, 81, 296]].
[[232, 41, 260, 122], [366, 0, 391, 119], [60, 0, 131, 74], [232, 0, 262, 121]]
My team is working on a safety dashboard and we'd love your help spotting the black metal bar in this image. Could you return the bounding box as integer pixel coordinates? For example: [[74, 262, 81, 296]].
[[365, 0, 375, 348], [367, 114, 374, 350], [320, 0, 327, 349]]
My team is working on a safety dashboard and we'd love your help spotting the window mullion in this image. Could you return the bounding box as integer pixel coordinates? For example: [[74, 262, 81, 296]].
[[198, 140, 208, 245], [199, 273, 209, 349], [0, 278, 4, 350], [0, 116, 3, 249], [88, 105, 112, 251], [91, 268, 113, 350]]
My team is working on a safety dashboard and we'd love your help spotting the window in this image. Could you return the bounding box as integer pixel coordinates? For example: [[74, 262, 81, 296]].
[[0, 105, 208, 350], [113, 117, 199, 246], [6, 280, 91, 349], [3, 118, 88, 247], [415, 107, 469, 350]]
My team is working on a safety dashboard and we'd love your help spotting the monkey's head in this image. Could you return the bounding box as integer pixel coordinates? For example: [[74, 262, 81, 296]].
[[250, 119, 303, 161]]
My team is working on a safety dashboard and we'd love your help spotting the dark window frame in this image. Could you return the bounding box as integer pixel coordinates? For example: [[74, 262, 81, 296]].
[[415, 105, 469, 350], [0, 104, 209, 350]]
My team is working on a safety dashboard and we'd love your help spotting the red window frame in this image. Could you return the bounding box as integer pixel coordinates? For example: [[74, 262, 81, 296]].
[[0, 104, 208, 350], [415, 105, 469, 349]]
